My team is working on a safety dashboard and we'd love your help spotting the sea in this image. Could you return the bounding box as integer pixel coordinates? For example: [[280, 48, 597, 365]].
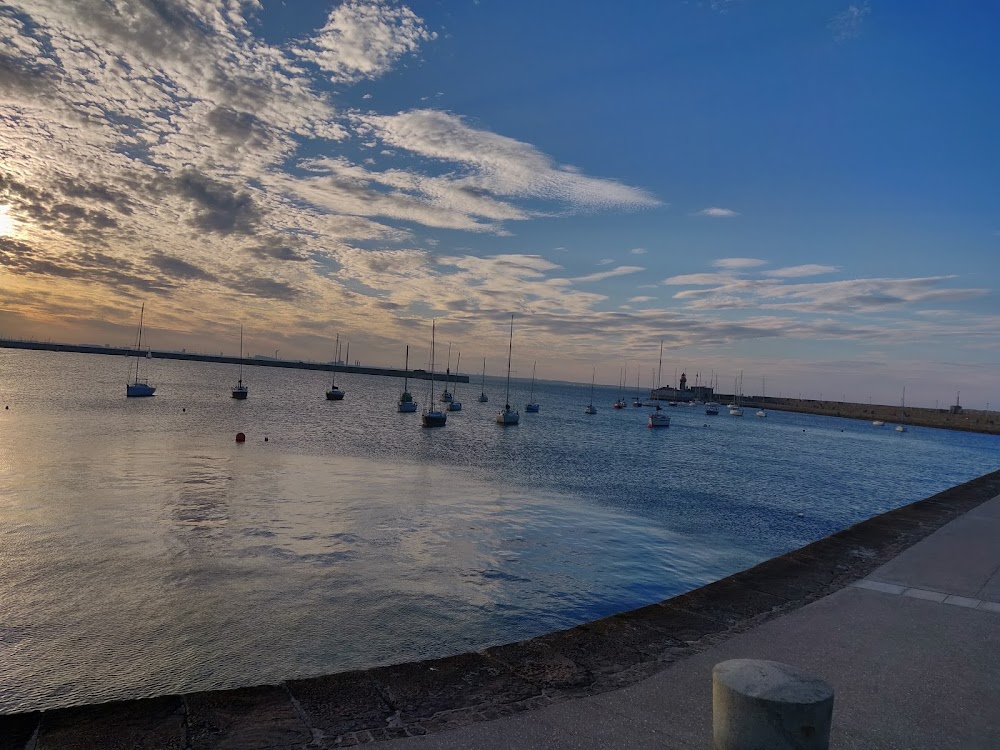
[[1, 348, 998, 714]]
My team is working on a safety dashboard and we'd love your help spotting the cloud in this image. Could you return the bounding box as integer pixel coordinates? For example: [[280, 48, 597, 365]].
[[571, 266, 644, 283], [354, 109, 661, 211], [630, 247, 646, 255], [597, 258, 614, 265], [830, 3, 871, 41], [695, 207, 739, 217], [628, 296, 656, 303], [290, 1, 436, 83], [764, 264, 839, 278], [713, 258, 766, 269]]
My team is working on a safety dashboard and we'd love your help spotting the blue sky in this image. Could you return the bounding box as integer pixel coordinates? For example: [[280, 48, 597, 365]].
[[0, 1, 996, 406]]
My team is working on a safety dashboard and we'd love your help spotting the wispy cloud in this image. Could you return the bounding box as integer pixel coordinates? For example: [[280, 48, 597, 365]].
[[572, 266, 645, 283], [695, 207, 739, 218], [628, 296, 656, 303], [713, 258, 766, 269], [597, 258, 615, 265], [764, 264, 839, 278], [830, 2, 871, 41], [630, 247, 647, 255]]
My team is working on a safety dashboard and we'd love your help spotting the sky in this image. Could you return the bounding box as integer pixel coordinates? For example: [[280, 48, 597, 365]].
[[0, 0, 997, 407]]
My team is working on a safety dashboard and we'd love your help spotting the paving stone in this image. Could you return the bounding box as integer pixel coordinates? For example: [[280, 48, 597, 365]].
[[286, 670, 394, 737], [367, 652, 539, 724], [666, 581, 786, 628], [185, 684, 309, 750], [852, 580, 906, 595], [485, 637, 591, 691], [943, 595, 981, 609], [37, 696, 185, 750], [0, 711, 38, 750]]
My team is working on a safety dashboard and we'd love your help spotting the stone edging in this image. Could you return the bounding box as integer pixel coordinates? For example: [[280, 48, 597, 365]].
[[5, 469, 1000, 749]]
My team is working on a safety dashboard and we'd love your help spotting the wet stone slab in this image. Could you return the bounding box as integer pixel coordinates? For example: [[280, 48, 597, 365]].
[[36, 696, 185, 750], [0, 712, 39, 750], [185, 685, 310, 750], [484, 637, 592, 692], [286, 670, 395, 738], [367, 652, 540, 725]]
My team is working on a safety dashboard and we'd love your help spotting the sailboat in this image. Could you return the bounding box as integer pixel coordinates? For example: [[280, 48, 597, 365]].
[[585, 367, 598, 414], [648, 351, 669, 426], [632, 366, 643, 407], [613, 365, 627, 409], [525, 361, 540, 412], [756, 376, 767, 418], [496, 315, 520, 425], [326, 334, 345, 400], [126, 303, 156, 397], [729, 372, 743, 416], [422, 321, 447, 427], [705, 374, 720, 415], [895, 387, 908, 432], [439, 343, 454, 402], [398, 345, 417, 412], [231, 325, 248, 399], [478, 357, 489, 402], [447, 352, 463, 411]]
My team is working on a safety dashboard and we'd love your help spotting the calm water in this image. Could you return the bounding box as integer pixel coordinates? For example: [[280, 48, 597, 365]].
[[1, 349, 998, 713]]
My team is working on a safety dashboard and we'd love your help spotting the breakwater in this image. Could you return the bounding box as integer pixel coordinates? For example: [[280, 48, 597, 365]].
[[0, 339, 469, 382], [4, 468, 998, 748]]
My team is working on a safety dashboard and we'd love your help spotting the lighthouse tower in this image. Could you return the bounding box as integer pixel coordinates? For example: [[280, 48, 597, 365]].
[[679, 372, 687, 391]]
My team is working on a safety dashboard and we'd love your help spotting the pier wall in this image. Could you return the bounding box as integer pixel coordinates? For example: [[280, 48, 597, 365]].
[[0, 339, 470, 382]]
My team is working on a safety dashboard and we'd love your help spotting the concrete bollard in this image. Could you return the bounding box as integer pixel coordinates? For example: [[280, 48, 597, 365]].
[[713, 659, 834, 750]]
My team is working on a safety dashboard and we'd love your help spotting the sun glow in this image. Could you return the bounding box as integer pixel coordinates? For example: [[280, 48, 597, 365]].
[[0, 205, 14, 237]]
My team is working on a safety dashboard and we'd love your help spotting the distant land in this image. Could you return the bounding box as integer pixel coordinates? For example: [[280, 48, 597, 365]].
[[0, 338, 469, 383]]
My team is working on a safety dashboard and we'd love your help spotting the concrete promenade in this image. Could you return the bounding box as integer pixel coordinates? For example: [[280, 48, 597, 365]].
[[3, 471, 999, 749]]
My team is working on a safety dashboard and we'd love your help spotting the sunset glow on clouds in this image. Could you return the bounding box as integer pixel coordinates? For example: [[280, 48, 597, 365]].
[[0, 1, 996, 405]]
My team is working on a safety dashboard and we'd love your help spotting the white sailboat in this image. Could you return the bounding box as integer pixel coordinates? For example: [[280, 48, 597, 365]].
[[585, 367, 598, 414], [422, 321, 447, 427], [398, 344, 417, 412], [448, 351, 463, 411], [439, 343, 454, 402], [648, 350, 669, 426], [525, 361, 539, 412], [705, 375, 720, 415], [231, 325, 248, 399], [496, 315, 520, 425], [632, 366, 643, 407], [613, 365, 626, 409], [730, 372, 743, 416], [756, 376, 767, 418], [326, 334, 345, 400], [478, 357, 489, 402], [895, 387, 908, 432], [126, 304, 156, 397]]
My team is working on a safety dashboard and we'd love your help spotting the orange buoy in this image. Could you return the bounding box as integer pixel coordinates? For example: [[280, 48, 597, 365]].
[[236, 432, 246, 443]]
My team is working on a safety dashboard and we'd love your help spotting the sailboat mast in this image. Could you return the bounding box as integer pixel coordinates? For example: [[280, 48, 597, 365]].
[[135, 303, 145, 382], [656, 340, 663, 392], [403, 345, 409, 391], [238, 325, 244, 385], [481, 357, 486, 391], [504, 315, 513, 407], [530, 361, 536, 400], [454, 352, 461, 398], [430, 321, 436, 403]]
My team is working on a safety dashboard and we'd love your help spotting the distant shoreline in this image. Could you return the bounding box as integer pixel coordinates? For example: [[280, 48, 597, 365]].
[[652, 395, 999, 436], [0, 339, 470, 383]]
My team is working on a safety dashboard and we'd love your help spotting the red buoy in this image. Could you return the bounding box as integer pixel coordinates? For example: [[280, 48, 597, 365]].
[[236, 432, 246, 443]]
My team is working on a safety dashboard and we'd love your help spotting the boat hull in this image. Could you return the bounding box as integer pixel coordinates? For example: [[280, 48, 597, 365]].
[[126, 383, 156, 398], [447, 401, 463, 411], [326, 389, 345, 400], [232, 387, 248, 400], [439, 391, 453, 403], [478, 394, 488, 402], [648, 415, 670, 428], [584, 405, 597, 414], [422, 411, 447, 427], [398, 400, 418, 413], [496, 408, 520, 425], [525, 403, 539, 413]]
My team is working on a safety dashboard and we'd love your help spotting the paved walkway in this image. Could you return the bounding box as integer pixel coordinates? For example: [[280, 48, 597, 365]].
[[380, 494, 1000, 749]]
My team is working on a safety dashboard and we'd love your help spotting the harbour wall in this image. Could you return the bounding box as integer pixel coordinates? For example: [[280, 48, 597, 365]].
[[651, 391, 999, 435], [0, 339, 470, 383], [3, 468, 999, 747]]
